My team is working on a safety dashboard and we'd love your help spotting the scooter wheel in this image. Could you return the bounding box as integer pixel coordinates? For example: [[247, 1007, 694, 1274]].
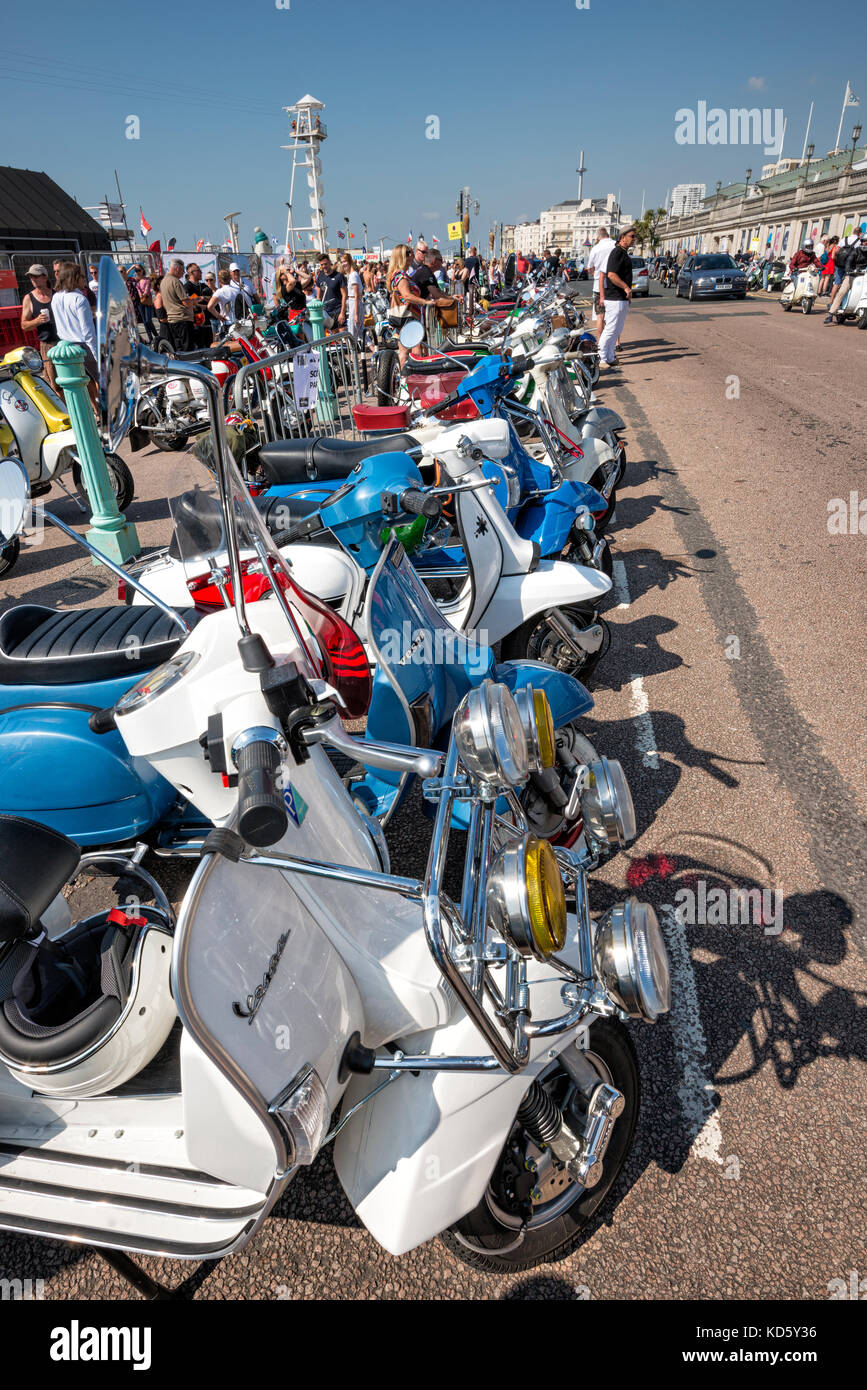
[[375, 348, 400, 406], [801, 299, 813, 315], [858, 311, 867, 330], [72, 454, 135, 512], [0, 537, 20, 579], [500, 607, 610, 685], [440, 1018, 640, 1274]]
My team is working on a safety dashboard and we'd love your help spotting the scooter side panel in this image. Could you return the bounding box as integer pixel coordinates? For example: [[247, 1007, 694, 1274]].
[[0, 677, 177, 845], [334, 928, 600, 1257]]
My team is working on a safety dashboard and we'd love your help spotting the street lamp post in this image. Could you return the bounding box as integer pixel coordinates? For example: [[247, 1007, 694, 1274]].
[[744, 167, 752, 198], [848, 123, 863, 168], [801, 144, 815, 186]]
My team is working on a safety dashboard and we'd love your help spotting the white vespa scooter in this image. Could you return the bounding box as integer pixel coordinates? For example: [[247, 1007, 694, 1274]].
[[0, 261, 672, 1283], [780, 264, 820, 314]]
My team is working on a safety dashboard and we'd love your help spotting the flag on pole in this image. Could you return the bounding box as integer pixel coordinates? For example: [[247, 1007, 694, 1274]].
[[337, 230, 345, 239], [846, 84, 861, 106], [835, 82, 861, 151], [432, 234, 439, 246], [140, 208, 152, 237], [349, 232, 354, 239], [407, 229, 413, 244], [195, 239, 204, 252], [167, 237, 176, 251]]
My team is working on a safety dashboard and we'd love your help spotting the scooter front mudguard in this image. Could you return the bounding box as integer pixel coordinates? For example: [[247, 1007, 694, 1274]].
[[333, 939, 601, 1257], [517, 477, 608, 554], [580, 405, 625, 437], [0, 681, 176, 846]]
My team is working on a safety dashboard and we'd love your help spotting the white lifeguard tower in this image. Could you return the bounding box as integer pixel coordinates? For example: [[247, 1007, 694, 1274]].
[[282, 94, 328, 256]]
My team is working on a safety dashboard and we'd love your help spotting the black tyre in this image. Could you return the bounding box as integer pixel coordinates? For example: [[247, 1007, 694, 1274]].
[[857, 311, 867, 330], [72, 453, 135, 512], [0, 538, 20, 579], [688, 282, 696, 301], [440, 1019, 640, 1273], [801, 298, 813, 315], [782, 300, 792, 311], [588, 467, 615, 531], [138, 398, 190, 452], [375, 348, 400, 406], [499, 605, 610, 684]]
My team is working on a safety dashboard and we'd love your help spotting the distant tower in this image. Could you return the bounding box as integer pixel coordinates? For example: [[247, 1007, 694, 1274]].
[[576, 149, 586, 203], [283, 94, 328, 255]]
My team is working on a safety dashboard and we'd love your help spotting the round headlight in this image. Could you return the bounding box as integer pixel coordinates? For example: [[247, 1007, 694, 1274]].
[[512, 684, 555, 772], [454, 680, 529, 787], [580, 758, 636, 848], [487, 834, 567, 960], [595, 898, 670, 1021]]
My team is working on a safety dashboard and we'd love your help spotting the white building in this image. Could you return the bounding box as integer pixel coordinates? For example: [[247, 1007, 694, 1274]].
[[540, 194, 630, 254], [505, 219, 543, 256], [670, 183, 707, 217]]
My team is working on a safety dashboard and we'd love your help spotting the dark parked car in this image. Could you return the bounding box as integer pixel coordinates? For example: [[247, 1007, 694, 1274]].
[[675, 253, 747, 300]]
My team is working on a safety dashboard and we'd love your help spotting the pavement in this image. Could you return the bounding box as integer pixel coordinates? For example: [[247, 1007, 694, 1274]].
[[0, 285, 864, 1299]]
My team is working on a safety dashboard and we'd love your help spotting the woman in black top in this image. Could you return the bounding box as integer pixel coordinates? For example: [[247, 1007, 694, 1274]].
[[274, 269, 307, 314]]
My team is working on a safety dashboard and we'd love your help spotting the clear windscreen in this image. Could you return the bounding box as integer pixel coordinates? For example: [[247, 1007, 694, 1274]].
[[167, 427, 371, 717]]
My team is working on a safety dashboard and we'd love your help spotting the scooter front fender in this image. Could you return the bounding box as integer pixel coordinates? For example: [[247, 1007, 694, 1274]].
[[580, 406, 625, 436], [333, 948, 601, 1257], [479, 561, 611, 646]]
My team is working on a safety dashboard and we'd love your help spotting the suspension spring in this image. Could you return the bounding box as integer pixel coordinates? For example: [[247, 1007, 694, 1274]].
[[517, 1081, 563, 1148]]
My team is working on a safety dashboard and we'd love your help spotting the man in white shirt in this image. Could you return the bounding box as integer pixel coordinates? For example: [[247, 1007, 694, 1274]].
[[229, 263, 254, 306], [586, 226, 615, 319]]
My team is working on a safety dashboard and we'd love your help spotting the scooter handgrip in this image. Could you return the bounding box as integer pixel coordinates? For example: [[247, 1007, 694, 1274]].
[[425, 390, 459, 414], [236, 740, 288, 848], [400, 489, 441, 519], [509, 354, 533, 375], [89, 706, 117, 734]]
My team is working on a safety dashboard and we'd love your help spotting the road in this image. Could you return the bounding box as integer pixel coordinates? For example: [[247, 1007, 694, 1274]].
[[1, 284, 865, 1299]]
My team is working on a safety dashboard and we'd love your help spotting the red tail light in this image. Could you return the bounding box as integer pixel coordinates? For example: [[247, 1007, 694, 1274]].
[[117, 578, 127, 602], [274, 568, 371, 718]]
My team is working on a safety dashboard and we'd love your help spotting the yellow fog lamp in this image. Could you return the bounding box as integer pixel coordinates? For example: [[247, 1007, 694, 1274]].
[[486, 835, 567, 960], [513, 684, 556, 772], [454, 680, 529, 787]]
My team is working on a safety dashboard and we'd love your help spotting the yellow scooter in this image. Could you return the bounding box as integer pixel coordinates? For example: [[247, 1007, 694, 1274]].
[[0, 346, 134, 511]]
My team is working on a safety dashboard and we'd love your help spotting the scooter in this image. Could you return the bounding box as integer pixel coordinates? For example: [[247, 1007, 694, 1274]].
[[0, 258, 671, 1279], [833, 265, 867, 328], [780, 265, 820, 314], [0, 346, 134, 509]]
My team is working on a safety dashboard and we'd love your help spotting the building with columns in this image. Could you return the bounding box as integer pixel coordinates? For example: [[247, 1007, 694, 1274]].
[[662, 142, 867, 259]]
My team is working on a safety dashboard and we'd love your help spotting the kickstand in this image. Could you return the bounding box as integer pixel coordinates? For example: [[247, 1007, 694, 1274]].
[[54, 473, 89, 515], [98, 1248, 176, 1300], [98, 1248, 222, 1301]]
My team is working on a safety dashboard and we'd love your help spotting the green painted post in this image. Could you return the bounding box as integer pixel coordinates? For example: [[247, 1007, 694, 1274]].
[[305, 298, 337, 427], [50, 341, 140, 563]]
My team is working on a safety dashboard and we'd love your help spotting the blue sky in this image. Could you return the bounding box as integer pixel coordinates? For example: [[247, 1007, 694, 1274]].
[[4, 0, 863, 252]]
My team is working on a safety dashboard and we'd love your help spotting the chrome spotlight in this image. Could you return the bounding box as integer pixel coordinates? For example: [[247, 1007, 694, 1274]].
[[595, 898, 671, 1021], [486, 834, 567, 961], [454, 680, 529, 788], [581, 758, 636, 848]]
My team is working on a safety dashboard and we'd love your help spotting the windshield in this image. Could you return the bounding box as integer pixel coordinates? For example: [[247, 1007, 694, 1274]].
[[167, 430, 371, 716], [694, 255, 738, 270]]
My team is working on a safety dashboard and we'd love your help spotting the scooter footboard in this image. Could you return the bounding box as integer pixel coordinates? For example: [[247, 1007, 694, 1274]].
[[334, 994, 600, 1257]]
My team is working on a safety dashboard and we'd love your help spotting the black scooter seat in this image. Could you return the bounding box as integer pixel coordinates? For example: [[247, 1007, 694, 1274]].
[[0, 605, 202, 687], [256, 432, 419, 486], [0, 816, 80, 942]]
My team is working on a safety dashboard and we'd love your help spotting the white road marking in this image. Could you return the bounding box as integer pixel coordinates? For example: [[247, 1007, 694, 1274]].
[[615, 555, 723, 1165], [660, 906, 725, 1165]]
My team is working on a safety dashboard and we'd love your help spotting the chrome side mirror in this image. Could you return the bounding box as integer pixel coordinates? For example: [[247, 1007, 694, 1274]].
[[97, 257, 139, 450], [399, 319, 424, 350]]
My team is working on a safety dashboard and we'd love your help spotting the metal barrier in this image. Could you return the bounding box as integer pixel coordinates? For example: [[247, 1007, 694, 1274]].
[[420, 298, 468, 348], [231, 330, 365, 453]]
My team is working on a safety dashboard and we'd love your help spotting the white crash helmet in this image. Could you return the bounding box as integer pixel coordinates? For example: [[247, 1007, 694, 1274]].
[[0, 818, 175, 1099]]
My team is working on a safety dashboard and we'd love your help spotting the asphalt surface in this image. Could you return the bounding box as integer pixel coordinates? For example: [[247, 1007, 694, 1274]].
[[1, 285, 865, 1300]]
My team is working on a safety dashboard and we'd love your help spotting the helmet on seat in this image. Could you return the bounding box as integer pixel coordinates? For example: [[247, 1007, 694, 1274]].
[[0, 817, 175, 1098]]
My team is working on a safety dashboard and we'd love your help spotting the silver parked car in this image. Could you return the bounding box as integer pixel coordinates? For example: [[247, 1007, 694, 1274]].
[[629, 255, 650, 297]]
